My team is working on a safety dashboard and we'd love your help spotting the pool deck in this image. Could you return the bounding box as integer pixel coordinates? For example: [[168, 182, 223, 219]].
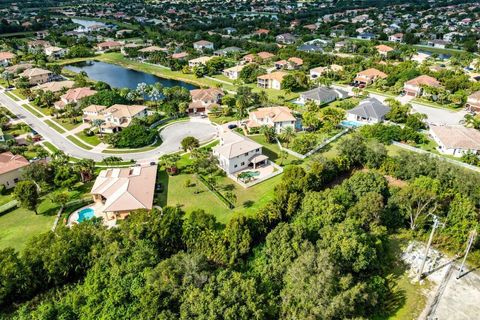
[[67, 202, 117, 228]]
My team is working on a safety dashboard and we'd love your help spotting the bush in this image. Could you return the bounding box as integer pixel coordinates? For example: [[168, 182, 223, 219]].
[[113, 125, 158, 148], [290, 133, 318, 154]]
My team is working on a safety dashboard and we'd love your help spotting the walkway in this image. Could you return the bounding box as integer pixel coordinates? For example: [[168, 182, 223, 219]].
[[0, 91, 218, 162]]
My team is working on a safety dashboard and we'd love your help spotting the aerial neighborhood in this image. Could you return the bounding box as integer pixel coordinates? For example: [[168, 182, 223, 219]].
[[1, 0, 480, 319]]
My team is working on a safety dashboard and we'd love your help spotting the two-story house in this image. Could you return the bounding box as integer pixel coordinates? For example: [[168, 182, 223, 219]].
[[188, 88, 224, 114], [466, 91, 480, 113], [193, 40, 214, 51], [403, 75, 441, 97], [19, 68, 52, 85], [247, 106, 297, 133], [353, 68, 388, 86], [0, 52, 15, 67], [257, 71, 287, 90]]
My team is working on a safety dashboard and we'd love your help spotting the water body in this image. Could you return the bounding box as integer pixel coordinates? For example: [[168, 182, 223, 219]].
[[64, 61, 198, 91], [71, 18, 106, 30]]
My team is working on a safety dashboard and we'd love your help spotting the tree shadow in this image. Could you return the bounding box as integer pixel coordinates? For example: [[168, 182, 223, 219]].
[[222, 184, 235, 192], [243, 200, 254, 208]]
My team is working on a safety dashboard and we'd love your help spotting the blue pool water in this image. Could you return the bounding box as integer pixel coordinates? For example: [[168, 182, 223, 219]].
[[78, 208, 95, 222], [340, 120, 364, 128]]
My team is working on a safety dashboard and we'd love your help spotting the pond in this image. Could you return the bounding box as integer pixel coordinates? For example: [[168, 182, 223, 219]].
[[64, 61, 198, 91]]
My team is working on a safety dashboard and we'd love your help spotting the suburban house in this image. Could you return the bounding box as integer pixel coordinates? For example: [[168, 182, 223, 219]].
[[193, 40, 214, 51], [188, 88, 224, 114], [90, 164, 157, 221], [138, 46, 168, 55], [0, 52, 15, 67], [188, 56, 213, 68], [223, 65, 245, 80], [243, 52, 274, 63], [19, 68, 52, 85], [44, 46, 67, 58], [353, 68, 387, 86], [5, 63, 33, 75], [0, 152, 30, 189], [466, 91, 480, 113], [309, 64, 343, 79], [389, 33, 404, 42], [298, 87, 349, 105], [346, 98, 390, 124], [276, 33, 297, 44], [428, 39, 449, 49], [213, 131, 267, 174], [96, 41, 122, 52], [213, 47, 242, 57], [430, 125, 480, 157], [254, 29, 270, 36], [83, 104, 148, 133], [27, 40, 50, 52], [54, 87, 97, 110], [375, 44, 394, 56], [357, 32, 377, 40], [247, 106, 297, 133], [32, 80, 75, 93], [403, 75, 441, 97], [257, 71, 287, 90], [274, 57, 303, 70], [171, 52, 189, 60], [411, 52, 432, 64]]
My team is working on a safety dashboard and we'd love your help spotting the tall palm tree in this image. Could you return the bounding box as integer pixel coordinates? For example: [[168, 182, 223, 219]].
[[1, 71, 13, 87], [76, 159, 95, 182], [280, 126, 296, 148], [92, 119, 105, 138]]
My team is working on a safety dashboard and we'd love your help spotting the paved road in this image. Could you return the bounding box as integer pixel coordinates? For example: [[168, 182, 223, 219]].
[[0, 91, 218, 162]]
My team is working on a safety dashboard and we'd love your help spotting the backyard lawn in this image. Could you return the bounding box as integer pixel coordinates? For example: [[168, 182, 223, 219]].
[[0, 207, 55, 251], [249, 134, 302, 166]]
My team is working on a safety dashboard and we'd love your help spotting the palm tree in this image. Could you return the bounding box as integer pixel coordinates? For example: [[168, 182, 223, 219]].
[[464, 114, 480, 129], [280, 126, 296, 148], [76, 159, 95, 182], [1, 71, 13, 87], [92, 119, 105, 138], [260, 125, 276, 143]]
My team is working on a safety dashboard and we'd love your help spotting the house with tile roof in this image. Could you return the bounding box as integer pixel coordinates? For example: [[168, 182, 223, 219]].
[[96, 41, 122, 52], [54, 87, 97, 110], [188, 56, 213, 68], [247, 106, 297, 133], [90, 164, 157, 221], [346, 98, 390, 124], [466, 91, 480, 113], [430, 125, 480, 157], [223, 65, 245, 80], [299, 87, 349, 105], [0, 152, 30, 189], [375, 44, 394, 56], [243, 52, 275, 63], [257, 71, 288, 90], [193, 40, 214, 51], [403, 75, 441, 97], [0, 52, 15, 67], [213, 131, 267, 174], [32, 80, 75, 93], [83, 104, 148, 133], [353, 68, 388, 86], [19, 67, 52, 85], [188, 88, 224, 114]]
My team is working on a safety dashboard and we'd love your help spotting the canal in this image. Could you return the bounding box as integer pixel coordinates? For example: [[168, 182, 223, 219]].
[[64, 61, 198, 91]]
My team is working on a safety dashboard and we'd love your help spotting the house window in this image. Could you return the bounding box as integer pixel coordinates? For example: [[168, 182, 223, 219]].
[[234, 164, 238, 168], [241, 162, 245, 166], [256, 148, 259, 152], [13, 178, 18, 183], [244, 152, 249, 156]]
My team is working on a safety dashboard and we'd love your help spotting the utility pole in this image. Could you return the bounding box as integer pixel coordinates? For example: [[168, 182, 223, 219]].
[[417, 215, 443, 281], [457, 230, 477, 280]]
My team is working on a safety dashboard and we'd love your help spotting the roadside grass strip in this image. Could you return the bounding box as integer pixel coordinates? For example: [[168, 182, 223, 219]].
[[21, 104, 43, 118], [5, 92, 20, 101], [42, 141, 59, 153], [67, 136, 93, 150], [44, 120, 66, 134]]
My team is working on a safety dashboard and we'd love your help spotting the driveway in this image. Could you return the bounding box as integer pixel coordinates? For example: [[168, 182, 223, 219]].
[[0, 91, 218, 162]]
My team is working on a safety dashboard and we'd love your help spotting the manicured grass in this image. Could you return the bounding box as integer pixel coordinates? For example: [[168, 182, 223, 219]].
[[55, 118, 82, 131], [157, 171, 232, 223], [42, 141, 59, 153], [21, 104, 43, 118], [208, 114, 237, 125], [0, 207, 55, 252], [44, 119, 66, 133], [30, 102, 52, 116], [75, 131, 102, 146], [67, 136, 93, 150], [249, 134, 302, 166], [12, 89, 26, 100], [5, 92, 20, 101]]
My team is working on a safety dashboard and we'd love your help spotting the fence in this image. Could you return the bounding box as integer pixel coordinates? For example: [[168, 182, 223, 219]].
[[275, 128, 350, 160], [196, 174, 234, 209], [228, 161, 284, 189], [391, 141, 480, 173]]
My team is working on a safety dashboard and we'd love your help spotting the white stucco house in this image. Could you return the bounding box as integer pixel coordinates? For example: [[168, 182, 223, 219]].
[[246, 106, 297, 133], [212, 131, 267, 174], [346, 98, 390, 124], [430, 125, 480, 157]]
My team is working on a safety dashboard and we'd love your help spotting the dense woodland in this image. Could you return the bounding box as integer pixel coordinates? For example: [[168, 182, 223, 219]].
[[1, 134, 479, 319]]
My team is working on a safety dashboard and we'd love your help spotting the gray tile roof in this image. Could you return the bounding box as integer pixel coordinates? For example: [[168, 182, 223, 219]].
[[300, 87, 348, 103], [348, 98, 390, 119]]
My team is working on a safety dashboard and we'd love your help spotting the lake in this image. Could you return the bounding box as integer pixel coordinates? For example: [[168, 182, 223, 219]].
[[64, 61, 198, 91]]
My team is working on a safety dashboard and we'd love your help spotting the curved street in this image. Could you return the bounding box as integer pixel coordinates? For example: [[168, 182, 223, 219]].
[[0, 91, 218, 162]]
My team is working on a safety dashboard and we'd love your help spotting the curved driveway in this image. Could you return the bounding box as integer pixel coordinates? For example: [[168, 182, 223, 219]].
[[0, 92, 218, 162]]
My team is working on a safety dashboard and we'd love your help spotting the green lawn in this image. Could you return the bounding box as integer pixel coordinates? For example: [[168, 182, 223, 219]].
[[5, 92, 20, 101], [42, 141, 59, 153], [0, 207, 55, 251], [75, 131, 102, 146], [12, 89, 26, 100], [44, 120, 66, 134], [208, 114, 237, 125], [67, 136, 93, 150], [21, 104, 43, 118], [249, 134, 302, 166], [55, 118, 82, 131]]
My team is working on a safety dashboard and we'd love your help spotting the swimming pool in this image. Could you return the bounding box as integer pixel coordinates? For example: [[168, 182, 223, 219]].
[[340, 120, 364, 128], [78, 208, 95, 222]]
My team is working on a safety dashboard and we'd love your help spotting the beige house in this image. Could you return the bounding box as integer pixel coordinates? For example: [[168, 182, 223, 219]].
[[0, 152, 30, 189], [188, 88, 224, 114], [257, 71, 287, 90], [90, 165, 157, 221], [243, 52, 274, 63], [96, 41, 122, 52], [0, 52, 15, 67], [188, 56, 213, 68], [403, 75, 441, 97], [83, 104, 148, 133], [466, 91, 480, 113], [375, 44, 394, 56], [19, 68, 52, 85], [223, 65, 245, 80], [353, 68, 387, 86], [430, 125, 480, 157], [54, 87, 97, 110], [247, 106, 296, 133], [32, 80, 75, 93]]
